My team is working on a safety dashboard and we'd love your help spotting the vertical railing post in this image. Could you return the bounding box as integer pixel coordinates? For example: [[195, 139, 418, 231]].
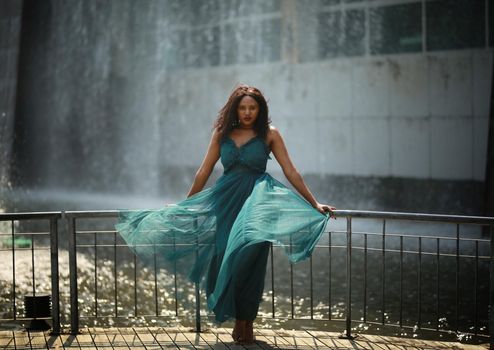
[[195, 280, 201, 332], [270, 243, 275, 318], [340, 216, 355, 339], [489, 224, 494, 350], [49, 216, 60, 334], [68, 215, 79, 334], [11, 220, 16, 320], [456, 224, 460, 331], [194, 217, 201, 332]]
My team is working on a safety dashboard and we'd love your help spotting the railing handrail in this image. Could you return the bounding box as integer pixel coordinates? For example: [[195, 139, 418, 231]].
[[0, 212, 62, 220], [63, 209, 494, 224], [3, 209, 492, 223], [335, 209, 494, 224]]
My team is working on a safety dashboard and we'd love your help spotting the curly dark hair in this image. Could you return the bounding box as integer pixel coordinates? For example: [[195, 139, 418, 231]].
[[214, 84, 271, 141]]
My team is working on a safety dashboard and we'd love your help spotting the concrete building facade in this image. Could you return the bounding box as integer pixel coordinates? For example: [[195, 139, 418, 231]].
[[3, 0, 493, 214]]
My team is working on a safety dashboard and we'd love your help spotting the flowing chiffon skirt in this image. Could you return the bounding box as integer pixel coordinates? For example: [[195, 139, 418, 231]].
[[115, 169, 329, 322]]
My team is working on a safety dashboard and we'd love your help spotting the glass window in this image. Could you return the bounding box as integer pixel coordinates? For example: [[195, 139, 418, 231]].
[[224, 0, 280, 18], [224, 20, 258, 64], [370, 3, 422, 55], [426, 0, 485, 50], [222, 23, 238, 65], [318, 11, 342, 58], [259, 18, 282, 63], [191, 0, 221, 26], [163, 30, 187, 70], [345, 9, 366, 56], [162, 0, 191, 26], [318, 9, 365, 58], [222, 18, 281, 65], [188, 26, 220, 68], [320, 0, 340, 6]]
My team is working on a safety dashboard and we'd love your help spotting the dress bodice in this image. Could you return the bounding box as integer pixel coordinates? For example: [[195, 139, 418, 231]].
[[220, 136, 271, 174]]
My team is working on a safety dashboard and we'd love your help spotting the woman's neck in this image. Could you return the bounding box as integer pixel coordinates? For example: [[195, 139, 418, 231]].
[[238, 125, 254, 130]]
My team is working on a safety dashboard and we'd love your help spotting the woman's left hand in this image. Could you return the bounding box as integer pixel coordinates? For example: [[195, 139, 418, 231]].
[[314, 202, 337, 219]]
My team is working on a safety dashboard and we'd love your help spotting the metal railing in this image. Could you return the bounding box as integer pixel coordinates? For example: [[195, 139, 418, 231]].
[[0, 212, 61, 334], [0, 209, 492, 344], [335, 210, 493, 340]]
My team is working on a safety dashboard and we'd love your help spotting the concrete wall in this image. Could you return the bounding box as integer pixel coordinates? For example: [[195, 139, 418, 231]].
[[6, 0, 493, 214], [162, 51, 492, 182]]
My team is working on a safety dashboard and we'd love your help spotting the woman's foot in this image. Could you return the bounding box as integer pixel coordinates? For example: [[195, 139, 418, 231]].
[[241, 320, 255, 344], [232, 320, 245, 342]]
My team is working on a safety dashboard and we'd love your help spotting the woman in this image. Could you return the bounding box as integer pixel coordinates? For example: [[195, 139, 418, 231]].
[[116, 84, 336, 344]]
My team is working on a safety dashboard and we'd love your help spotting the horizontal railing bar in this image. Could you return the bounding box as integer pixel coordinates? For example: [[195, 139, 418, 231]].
[[342, 231, 491, 242], [74, 230, 491, 244], [77, 243, 215, 248], [64, 209, 494, 225], [0, 232, 51, 236], [0, 317, 51, 321], [75, 242, 490, 259], [77, 315, 196, 320], [335, 210, 494, 225], [75, 230, 120, 235], [0, 212, 62, 220], [65, 210, 120, 218], [0, 247, 51, 252], [317, 245, 490, 259], [75, 229, 216, 235]]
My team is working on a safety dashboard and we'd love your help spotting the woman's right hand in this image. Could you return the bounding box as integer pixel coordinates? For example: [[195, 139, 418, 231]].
[[314, 202, 337, 219]]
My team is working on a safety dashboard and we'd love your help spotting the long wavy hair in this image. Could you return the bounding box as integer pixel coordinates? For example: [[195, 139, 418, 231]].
[[214, 84, 271, 141]]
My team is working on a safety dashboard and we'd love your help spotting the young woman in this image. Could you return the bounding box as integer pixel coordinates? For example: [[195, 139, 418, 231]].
[[116, 84, 336, 344]]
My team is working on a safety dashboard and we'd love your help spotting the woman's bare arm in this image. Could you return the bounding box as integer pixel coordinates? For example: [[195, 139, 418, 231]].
[[186, 128, 221, 197], [269, 127, 335, 215]]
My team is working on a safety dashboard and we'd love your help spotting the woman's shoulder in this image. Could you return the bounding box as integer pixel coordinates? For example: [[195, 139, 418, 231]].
[[265, 125, 282, 148], [211, 126, 224, 144], [266, 125, 281, 140]]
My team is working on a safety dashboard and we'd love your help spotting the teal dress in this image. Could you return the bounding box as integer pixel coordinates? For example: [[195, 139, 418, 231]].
[[115, 135, 330, 322]]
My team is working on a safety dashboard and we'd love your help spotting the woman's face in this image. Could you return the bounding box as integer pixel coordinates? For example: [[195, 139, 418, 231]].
[[236, 95, 259, 129]]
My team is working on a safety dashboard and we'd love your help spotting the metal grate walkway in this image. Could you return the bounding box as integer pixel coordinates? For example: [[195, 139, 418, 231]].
[[0, 327, 488, 349]]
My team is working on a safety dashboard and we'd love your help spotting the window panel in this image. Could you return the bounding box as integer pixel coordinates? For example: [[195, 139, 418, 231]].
[[426, 0, 485, 51], [163, 30, 187, 70], [318, 9, 365, 58], [370, 3, 422, 55], [188, 26, 220, 68], [259, 18, 282, 63], [222, 23, 238, 65]]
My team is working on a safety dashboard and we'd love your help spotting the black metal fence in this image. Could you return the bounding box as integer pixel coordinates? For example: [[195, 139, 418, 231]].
[[0, 209, 492, 344], [0, 212, 61, 334]]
